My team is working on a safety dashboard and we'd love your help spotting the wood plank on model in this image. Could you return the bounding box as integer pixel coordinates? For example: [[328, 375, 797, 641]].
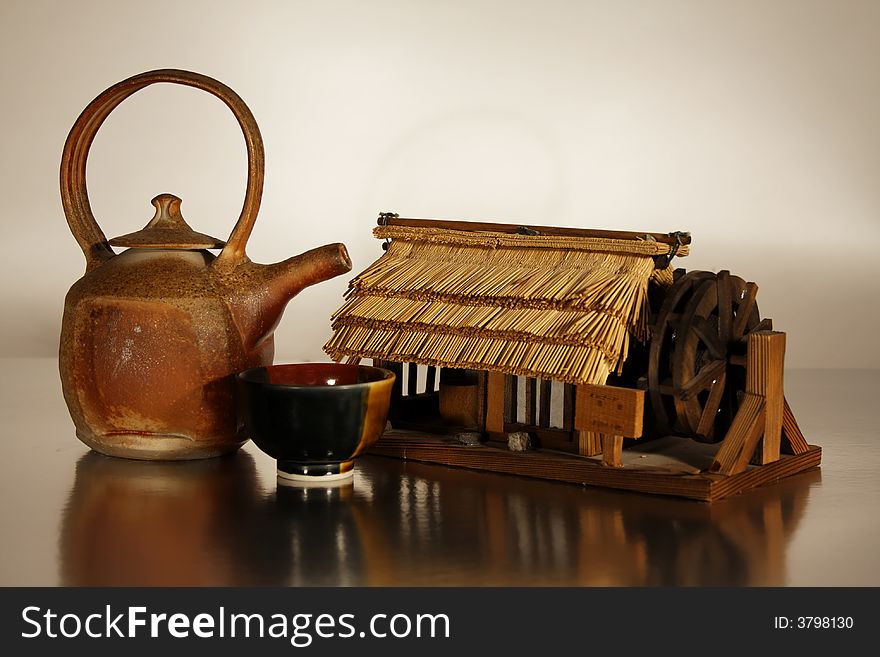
[[781, 397, 810, 455], [370, 431, 822, 502], [710, 393, 766, 475], [574, 383, 644, 438], [378, 216, 692, 246], [747, 331, 786, 464], [485, 371, 506, 434]]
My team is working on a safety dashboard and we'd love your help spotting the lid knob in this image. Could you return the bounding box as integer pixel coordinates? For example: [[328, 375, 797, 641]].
[[109, 194, 226, 250]]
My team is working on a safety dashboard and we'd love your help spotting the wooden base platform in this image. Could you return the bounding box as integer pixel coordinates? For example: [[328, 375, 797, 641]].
[[370, 430, 822, 502]]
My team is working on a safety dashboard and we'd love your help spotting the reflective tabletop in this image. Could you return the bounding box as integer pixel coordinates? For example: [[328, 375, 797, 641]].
[[2, 358, 878, 586]]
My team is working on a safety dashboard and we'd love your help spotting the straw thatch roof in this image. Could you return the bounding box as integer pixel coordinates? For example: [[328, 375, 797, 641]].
[[324, 224, 688, 385]]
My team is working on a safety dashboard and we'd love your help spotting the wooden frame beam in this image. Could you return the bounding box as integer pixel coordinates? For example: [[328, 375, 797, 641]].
[[378, 216, 691, 246]]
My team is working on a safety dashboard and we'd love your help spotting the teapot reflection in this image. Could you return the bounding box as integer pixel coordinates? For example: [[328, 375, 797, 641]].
[[61, 451, 290, 585], [61, 452, 818, 586]]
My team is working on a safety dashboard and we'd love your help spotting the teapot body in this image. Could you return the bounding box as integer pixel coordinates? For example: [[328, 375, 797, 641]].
[[60, 249, 273, 459], [59, 70, 351, 460]]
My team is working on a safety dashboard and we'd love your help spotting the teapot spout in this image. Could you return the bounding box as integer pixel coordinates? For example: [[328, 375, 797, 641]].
[[269, 242, 352, 301], [227, 243, 352, 352]]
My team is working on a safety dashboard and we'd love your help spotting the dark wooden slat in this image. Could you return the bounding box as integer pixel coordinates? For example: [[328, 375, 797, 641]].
[[525, 378, 537, 426], [504, 375, 517, 424], [539, 379, 552, 428], [377, 360, 403, 396], [562, 383, 574, 431], [379, 360, 404, 421], [379, 216, 691, 245], [407, 362, 418, 396], [425, 366, 437, 393]]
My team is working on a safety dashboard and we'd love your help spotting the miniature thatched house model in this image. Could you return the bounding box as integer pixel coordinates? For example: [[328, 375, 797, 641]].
[[324, 217, 689, 456], [325, 216, 819, 500]]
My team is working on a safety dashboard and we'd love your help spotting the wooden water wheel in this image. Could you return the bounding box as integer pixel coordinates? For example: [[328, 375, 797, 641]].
[[648, 270, 772, 441]]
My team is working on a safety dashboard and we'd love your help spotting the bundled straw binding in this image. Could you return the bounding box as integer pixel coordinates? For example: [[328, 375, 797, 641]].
[[324, 225, 687, 385]]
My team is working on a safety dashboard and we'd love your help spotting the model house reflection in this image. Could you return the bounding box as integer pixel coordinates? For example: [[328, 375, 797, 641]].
[[61, 452, 818, 586], [351, 462, 817, 586]]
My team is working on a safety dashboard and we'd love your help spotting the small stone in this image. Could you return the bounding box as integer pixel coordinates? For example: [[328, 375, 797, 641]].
[[384, 421, 393, 432], [455, 431, 482, 446], [507, 431, 532, 452]]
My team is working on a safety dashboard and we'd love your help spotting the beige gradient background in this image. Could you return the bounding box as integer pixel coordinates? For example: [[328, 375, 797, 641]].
[[1, 0, 878, 368]]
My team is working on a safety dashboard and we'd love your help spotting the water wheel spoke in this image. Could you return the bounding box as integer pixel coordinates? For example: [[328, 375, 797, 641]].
[[695, 370, 727, 438], [691, 316, 725, 360], [732, 281, 758, 339], [717, 270, 732, 343], [679, 358, 726, 400]]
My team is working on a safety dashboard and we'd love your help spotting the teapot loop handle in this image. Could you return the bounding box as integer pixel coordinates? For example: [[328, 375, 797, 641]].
[[60, 69, 263, 270]]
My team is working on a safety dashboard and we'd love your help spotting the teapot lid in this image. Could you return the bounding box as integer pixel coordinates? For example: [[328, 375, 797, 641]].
[[109, 194, 225, 249]]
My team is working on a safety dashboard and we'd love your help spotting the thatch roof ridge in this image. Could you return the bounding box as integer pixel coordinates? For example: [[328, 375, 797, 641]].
[[324, 224, 687, 385], [373, 225, 689, 256]]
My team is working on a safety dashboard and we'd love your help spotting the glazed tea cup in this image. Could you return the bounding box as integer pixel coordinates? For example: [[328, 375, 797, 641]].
[[237, 363, 394, 482]]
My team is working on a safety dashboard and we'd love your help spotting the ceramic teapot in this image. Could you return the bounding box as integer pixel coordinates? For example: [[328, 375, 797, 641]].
[[59, 69, 352, 460]]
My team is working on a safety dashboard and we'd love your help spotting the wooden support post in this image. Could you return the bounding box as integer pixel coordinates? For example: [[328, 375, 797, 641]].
[[424, 366, 437, 393], [781, 397, 810, 455], [407, 362, 419, 396], [503, 375, 516, 423], [525, 378, 537, 425], [710, 393, 766, 475], [602, 435, 624, 467], [485, 371, 506, 436], [539, 379, 552, 428], [747, 331, 786, 464]]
